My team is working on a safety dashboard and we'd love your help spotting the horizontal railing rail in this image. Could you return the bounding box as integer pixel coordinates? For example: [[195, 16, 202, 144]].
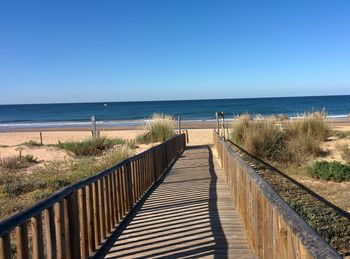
[[0, 134, 186, 259], [213, 131, 340, 259]]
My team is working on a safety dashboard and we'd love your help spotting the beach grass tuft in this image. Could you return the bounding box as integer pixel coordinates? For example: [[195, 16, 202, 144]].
[[136, 113, 175, 144], [57, 136, 127, 156], [230, 111, 330, 164]]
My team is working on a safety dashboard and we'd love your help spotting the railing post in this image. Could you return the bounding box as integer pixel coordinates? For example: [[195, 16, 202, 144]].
[[165, 142, 168, 167], [153, 149, 157, 182], [126, 162, 133, 209], [0, 233, 11, 259], [67, 192, 81, 259]]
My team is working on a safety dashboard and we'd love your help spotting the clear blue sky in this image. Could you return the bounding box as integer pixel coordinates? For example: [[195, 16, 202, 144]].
[[1, 0, 350, 104]]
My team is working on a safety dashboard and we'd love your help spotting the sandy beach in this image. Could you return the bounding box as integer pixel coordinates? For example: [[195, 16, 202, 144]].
[[0, 118, 349, 163]]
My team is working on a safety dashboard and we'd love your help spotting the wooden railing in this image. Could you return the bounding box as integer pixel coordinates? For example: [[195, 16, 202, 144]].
[[0, 134, 186, 259], [213, 131, 340, 259]]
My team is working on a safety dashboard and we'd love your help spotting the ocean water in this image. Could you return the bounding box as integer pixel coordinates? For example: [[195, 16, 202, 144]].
[[0, 95, 349, 130]]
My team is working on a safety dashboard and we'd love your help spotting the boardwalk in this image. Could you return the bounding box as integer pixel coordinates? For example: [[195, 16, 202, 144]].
[[99, 145, 255, 258]]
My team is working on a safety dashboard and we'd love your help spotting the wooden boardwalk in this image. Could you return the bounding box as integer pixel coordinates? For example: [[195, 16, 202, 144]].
[[99, 145, 255, 258]]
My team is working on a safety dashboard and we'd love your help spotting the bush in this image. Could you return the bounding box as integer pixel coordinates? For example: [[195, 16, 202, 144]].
[[240, 121, 285, 161], [230, 112, 329, 164], [58, 137, 125, 156], [230, 117, 251, 145], [286, 115, 330, 142], [136, 113, 175, 144], [307, 161, 350, 182]]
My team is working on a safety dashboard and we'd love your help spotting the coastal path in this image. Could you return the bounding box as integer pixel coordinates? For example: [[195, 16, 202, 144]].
[[97, 145, 255, 258]]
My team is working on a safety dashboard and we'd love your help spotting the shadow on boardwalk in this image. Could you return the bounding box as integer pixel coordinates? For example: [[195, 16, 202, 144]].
[[96, 145, 254, 258]]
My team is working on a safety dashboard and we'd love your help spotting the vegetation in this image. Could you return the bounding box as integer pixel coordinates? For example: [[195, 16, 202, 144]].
[[57, 136, 127, 156], [337, 143, 350, 163], [136, 113, 175, 144], [330, 130, 350, 139], [230, 112, 330, 164], [22, 140, 43, 147], [308, 161, 350, 182], [0, 154, 39, 171], [0, 145, 133, 219]]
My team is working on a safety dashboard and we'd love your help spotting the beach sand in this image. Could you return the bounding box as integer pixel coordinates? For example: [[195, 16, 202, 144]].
[[0, 129, 214, 162]]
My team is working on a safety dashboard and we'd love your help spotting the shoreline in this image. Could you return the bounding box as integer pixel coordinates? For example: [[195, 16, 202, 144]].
[[0, 117, 349, 133]]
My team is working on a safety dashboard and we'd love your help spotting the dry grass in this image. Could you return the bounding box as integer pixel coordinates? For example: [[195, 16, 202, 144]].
[[0, 145, 133, 220], [230, 112, 330, 164], [337, 143, 350, 163], [57, 136, 128, 156], [136, 113, 175, 144]]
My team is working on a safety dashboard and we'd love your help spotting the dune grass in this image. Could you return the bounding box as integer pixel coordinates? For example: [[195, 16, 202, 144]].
[[136, 113, 175, 144], [230, 112, 330, 164], [57, 136, 127, 156]]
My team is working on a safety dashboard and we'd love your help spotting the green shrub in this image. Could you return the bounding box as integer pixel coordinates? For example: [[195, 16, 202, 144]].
[[58, 137, 125, 156], [307, 161, 350, 182], [22, 140, 43, 147], [136, 113, 175, 144]]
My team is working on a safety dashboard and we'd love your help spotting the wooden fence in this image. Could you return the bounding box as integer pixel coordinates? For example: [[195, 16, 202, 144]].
[[213, 131, 340, 259], [0, 134, 186, 259]]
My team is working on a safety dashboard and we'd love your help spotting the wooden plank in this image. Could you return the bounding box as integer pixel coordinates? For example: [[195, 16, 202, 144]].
[[0, 233, 12, 259], [98, 178, 106, 241], [15, 222, 29, 259], [63, 199, 71, 258], [67, 192, 81, 259], [92, 181, 101, 247], [78, 188, 89, 259], [43, 208, 56, 259], [31, 213, 44, 259], [86, 184, 96, 254], [54, 201, 65, 259]]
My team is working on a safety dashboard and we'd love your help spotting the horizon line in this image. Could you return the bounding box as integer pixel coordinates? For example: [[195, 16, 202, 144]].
[[1, 93, 350, 106]]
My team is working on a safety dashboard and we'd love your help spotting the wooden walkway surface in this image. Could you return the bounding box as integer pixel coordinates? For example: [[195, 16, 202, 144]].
[[99, 145, 255, 258]]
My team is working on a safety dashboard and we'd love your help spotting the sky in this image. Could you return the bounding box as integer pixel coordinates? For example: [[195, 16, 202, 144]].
[[1, 0, 350, 104]]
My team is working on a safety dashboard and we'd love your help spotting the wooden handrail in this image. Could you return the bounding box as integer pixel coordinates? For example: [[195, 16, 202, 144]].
[[0, 134, 186, 259], [213, 131, 340, 259]]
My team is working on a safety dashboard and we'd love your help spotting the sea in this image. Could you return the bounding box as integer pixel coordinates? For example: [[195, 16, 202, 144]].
[[0, 95, 349, 130]]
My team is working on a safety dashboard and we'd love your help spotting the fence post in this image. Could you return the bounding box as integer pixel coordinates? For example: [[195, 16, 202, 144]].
[[178, 116, 181, 134], [126, 162, 133, 209], [91, 116, 97, 139], [215, 112, 219, 132], [153, 149, 157, 182], [40, 132, 43, 145]]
